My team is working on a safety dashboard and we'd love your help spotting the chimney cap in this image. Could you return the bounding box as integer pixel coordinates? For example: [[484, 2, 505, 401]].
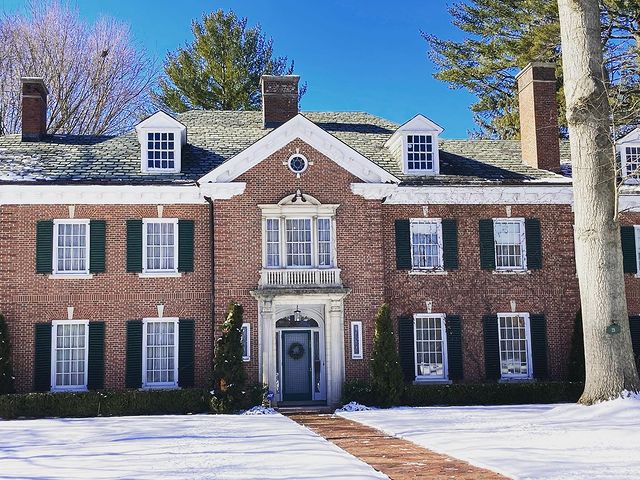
[[260, 75, 300, 82], [20, 77, 49, 94], [515, 62, 557, 82]]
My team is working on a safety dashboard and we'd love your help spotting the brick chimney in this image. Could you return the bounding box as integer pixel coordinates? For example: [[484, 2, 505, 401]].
[[515, 62, 561, 172], [261, 75, 299, 128], [21, 77, 49, 142]]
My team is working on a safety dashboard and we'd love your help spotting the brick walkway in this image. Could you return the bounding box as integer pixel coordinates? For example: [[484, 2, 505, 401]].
[[287, 413, 507, 480]]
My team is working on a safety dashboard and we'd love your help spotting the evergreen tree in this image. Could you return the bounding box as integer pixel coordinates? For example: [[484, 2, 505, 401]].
[[424, 0, 640, 139], [370, 304, 404, 407], [212, 302, 247, 412], [156, 10, 303, 112], [0, 314, 15, 394]]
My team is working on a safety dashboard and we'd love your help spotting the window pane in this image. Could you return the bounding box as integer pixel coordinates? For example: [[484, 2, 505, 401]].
[[415, 316, 445, 378], [145, 222, 176, 271], [494, 221, 525, 269], [53, 323, 87, 388], [318, 218, 332, 267], [266, 219, 280, 267], [410, 220, 441, 269], [147, 132, 176, 170], [145, 321, 177, 385], [407, 135, 434, 171], [55, 223, 88, 273], [286, 219, 312, 267], [626, 146, 640, 177], [498, 315, 530, 377], [241, 325, 248, 358]]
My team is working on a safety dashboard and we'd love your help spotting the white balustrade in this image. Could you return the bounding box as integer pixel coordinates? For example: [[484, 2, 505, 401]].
[[259, 268, 342, 288]]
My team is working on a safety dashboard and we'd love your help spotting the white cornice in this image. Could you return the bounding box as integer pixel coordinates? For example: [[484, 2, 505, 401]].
[[197, 114, 400, 185], [0, 183, 246, 205], [351, 183, 399, 199], [383, 185, 574, 204]]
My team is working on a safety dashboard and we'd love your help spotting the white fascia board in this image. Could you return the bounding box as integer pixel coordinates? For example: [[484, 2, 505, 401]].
[[197, 114, 399, 185], [384, 114, 444, 148], [199, 182, 247, 199], [351, 183, 399, 199], [384, 185, 574, 205], [135, 111, 187, 143]]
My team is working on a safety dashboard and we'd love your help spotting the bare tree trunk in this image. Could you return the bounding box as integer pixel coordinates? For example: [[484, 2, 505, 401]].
[[558, 0, 640, 404]]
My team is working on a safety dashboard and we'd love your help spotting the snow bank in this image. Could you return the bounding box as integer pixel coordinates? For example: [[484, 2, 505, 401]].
[[243, 405, 278, 415], [0, 414, 386, 479], [340, 395, 640, 479], [335, 401, 372, 413]]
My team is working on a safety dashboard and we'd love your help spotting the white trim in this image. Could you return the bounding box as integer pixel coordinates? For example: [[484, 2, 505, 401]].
[[198, 114, 400, 184], [350, 321, 363, 360], [493, 218, 527, 272], [350, 183, 398, 200], [242, 323, 251, 362], [496, 312, 533, 380], [52, 219, 90, 275], [413, 313, 448, 381], [50, 320, 90, 392], [142, 317, 179, 389], [48, 273, 94, 279], [142, 218, 179, 274], [135, 111, 187, 174], [287, 153, 309, 175], [384, 185, 573, 205], [403, 132, 440, 176], [137, 272, 183, 278], [409, 218, 444, 271]]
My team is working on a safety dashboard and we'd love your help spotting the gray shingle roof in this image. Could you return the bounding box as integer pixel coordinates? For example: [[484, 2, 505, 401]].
[[0, 110, 571, 185]]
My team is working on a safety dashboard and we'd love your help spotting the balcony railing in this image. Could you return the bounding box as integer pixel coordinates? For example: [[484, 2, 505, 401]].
[[259, 268, 342, 289]]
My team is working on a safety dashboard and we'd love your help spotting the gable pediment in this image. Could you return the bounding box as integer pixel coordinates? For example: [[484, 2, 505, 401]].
[[198, 114, 399, 184]]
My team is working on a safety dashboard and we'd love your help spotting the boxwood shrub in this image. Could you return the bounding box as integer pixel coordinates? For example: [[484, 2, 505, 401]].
[[341, 379, 584, 407]]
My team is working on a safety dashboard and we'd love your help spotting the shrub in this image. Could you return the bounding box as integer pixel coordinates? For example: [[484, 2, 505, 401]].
[[0, 388, 212, 420], [567, 310, 585, 381], [341, 380, 584, 407], [370, 304, 404, 407], [211, 302, 248, 413], [0, 313, 15, 394]]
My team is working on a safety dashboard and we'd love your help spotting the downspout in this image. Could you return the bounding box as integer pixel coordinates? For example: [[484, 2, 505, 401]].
[[204, 195, 216, 379]]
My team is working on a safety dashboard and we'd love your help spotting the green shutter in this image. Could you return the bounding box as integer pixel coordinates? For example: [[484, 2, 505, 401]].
[[483, 315, 500, 381], [87, 322, 105, 390], [395, 219, 412, 270], [178, 220, 195, 273], [125, 320, 143, 388], [89, 220, 106, 273], [178, 319, 195, 388], [126, 220, 143, 273], [525, 218, 542, 270], [530, 314, 548, 379], [36, 220, 54, 274], [479, 219, 496, 270], [629, 316, 640, 371], [621, 226, 637, 274], [398, 315, 415, 382], [34, 323, 52, 392], [442, 219, 459, 270], [446, 315, 463, 381]]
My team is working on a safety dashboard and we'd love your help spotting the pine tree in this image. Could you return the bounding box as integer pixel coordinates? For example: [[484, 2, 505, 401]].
[[212, 302, 247, 412], [370, 304, 404, 407], [156, 10, 303, 113], [424, 0, 640, 138], [0, 313, 15, 394]]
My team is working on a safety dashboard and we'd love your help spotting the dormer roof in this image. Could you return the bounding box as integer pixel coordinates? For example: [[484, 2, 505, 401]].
[[134, 111, 187, 145], [384, 114, 444, 149]]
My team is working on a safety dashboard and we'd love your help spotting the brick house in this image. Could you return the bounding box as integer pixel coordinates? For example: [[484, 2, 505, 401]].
[[1, 64, 640, 406]]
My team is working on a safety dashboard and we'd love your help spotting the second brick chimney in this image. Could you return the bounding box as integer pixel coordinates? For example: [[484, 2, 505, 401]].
[[261, 75, 299, 128], [21, 77, 49, 142], [516, 62, 561, 172]]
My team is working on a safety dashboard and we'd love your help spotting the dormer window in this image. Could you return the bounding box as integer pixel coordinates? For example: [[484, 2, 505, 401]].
[[385, 114, 443, 176], [147, 132, 176, 170], [623, 145, 640, 178], [135, 111, 186, 174]]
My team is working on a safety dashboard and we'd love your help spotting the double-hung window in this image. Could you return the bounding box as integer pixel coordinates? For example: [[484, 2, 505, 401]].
[[51, 320, 89, 391], [410, 219, 443, 270], [146, 132, 175, 171], [143, 219, 178, 274], [142, 318, 179, 388], [406, 134, 434, 172], [53, 220, 90, 275], [264, 217, 334, 269], [497, 313, 532, 379], [494, 219, 527, 271], [414, 314, 447, 380]]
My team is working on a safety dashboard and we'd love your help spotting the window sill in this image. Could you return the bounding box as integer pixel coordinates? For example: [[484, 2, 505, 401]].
[[413, 379, 452, 385], [492, 269, 531, 275], [498, 377, 534, 383], [351, 356, 364, 360], [48, 273, 94, 279], [51, 387, 88, 393], [141, 384, 180, 390], [409, 269, 448, 275], [138, 272, 182, 278]]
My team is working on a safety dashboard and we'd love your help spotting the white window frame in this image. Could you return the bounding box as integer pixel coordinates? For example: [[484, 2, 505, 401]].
[[52, 219, 90, 275], [351, 321, 363, 360], [50, 320, 90, 392], [410, 218, 443, 271], [413, 313, 448, 381], [497, 312, 533, 380], [142, 218, 179, 274], [493, 218, 527, 272], [621, 143, 640, 181], [142, 317, 179, 389], [141, 128, 182, 174], [241, 323, 250, 362], [404, 133, 439, 174]]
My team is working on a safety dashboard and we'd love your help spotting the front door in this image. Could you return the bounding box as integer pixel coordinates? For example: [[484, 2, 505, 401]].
[[281, 330, 312, 402]]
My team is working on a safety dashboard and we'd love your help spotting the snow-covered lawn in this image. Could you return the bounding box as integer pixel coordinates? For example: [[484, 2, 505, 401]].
[[0, 414, 386, 479], [339, 396, 640, 480]]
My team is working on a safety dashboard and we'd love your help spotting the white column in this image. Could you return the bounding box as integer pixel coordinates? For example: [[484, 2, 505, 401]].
[[260, 298, 277, 395], [326, 298, 345, 406]]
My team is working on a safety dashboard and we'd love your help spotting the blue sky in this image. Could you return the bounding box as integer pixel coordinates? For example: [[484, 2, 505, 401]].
[[1, 0, 478, 138]]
